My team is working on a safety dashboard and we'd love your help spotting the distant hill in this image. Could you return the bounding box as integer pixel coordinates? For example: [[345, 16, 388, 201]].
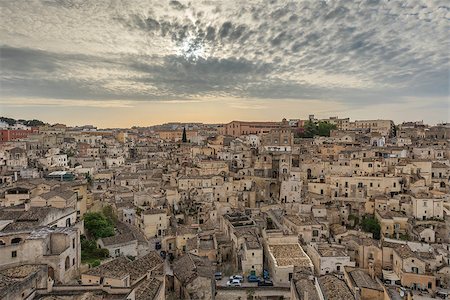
[[0, 117, 47, 127]]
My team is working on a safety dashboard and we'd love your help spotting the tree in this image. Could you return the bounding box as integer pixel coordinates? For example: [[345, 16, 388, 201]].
[[182, 127, 187, 143], [302, 121, 317, 138], [317, 121, 337, 136], [84, 212, 115, 239], [361, 215, 381, 240], [81, 235, 109, 264], [301, 121, 337, 138]]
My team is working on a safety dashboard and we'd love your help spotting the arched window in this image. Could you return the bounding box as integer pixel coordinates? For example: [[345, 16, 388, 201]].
[[65, 256, 70, 270], [11, 237, 22, 244], [0, 240, 5, 246], [66, 218, 71, 227]]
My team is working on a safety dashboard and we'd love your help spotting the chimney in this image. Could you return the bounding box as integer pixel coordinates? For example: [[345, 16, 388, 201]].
[[304, 291, 309, 300]]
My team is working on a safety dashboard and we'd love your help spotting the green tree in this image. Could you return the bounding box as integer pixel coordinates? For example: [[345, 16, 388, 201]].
[[182, 127, 187, 143], [302, 121, 318, 138], [361, 215, 381, 240], [80, 236, 109, 264], [24, 119, 45, 127], [301, 121, 337, 138], [317, 121, 337, 136], [84, 212, 115, 239]]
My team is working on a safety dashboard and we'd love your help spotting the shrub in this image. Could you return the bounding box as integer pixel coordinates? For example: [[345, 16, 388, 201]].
[[361, 215, 381, 240], [84, 212, 114, 239]]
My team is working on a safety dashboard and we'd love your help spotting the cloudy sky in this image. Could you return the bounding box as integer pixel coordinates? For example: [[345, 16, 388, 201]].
[[0, 0, 449, 127]]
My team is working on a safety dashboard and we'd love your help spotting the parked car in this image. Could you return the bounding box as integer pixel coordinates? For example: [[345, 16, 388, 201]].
[[247, 274, 261, 282], [214, 272, 222, 280], [227, 279, 242, 287], [263, 269, 270, 280], [258, 279, 274, 286], [155, 241, 161, 250], [229, 275, 244, 282]]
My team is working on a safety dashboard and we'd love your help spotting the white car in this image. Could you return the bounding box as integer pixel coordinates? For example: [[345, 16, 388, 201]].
[[227, 279, 241, 287], [229, 275, 244, 282]]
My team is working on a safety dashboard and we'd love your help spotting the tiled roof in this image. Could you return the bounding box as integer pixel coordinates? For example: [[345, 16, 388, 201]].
[[84, 257, 130, 279], [294, 277, 320, 300], [269, 244, 312, 268], [318, 275, 354, 300], [172, 253, 214, 284], [134, 277, 162, 300], [128, 252, 163, 282], [393, 244, 416, 259], [347, 268, 383, 291], [100, 233, 136, 246]]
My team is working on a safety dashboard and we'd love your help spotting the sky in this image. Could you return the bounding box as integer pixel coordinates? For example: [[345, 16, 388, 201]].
[[0, 0, 449, 128]]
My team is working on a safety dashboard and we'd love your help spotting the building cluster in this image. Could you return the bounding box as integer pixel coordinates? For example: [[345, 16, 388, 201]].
[[0, 117, 449, 300]]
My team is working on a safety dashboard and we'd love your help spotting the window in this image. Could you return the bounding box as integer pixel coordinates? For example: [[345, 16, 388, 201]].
[[72, 238, 75, 249], [65, 256, 70, 270], [11, 251, 17, 258], [11, 237, 22, 244]]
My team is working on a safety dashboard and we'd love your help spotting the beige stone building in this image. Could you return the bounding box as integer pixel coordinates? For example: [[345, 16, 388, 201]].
[[411, 194, 444, 220], [172, 253, 214, 300], [265, 235, 314, 285], [0, 227, 81, 283], [307, 243, 356, 275], [137, 208, 168, 239], [375, 210, 409, 239]]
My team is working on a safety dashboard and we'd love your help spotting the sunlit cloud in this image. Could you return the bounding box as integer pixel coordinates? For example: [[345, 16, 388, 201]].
[[0, 0, 448, 124]]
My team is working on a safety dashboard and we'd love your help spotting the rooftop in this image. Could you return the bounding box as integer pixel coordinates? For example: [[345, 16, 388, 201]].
[[284, 214, 319, 226], [393, 244, 416, 259], [84, 257, 130, 279], [315, 244, 348, 257], [0, 264, 46, 297], [99, 233, 137, 247], [172, 253, 214, 284], [347, 268, 383, 291], [268, 243, 313, 268], [318, 275, 355, 300], [294, 276, 320, 300], [134, 277, 162, 300], [128, 251, 163, 283]]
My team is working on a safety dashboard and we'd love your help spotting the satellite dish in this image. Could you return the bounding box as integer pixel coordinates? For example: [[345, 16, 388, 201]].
[[399, 289, 405, 297]]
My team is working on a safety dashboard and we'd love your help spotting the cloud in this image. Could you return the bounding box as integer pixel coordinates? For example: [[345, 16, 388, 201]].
[[0, 98, 135, 108], [0, 0, 448, 120]]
